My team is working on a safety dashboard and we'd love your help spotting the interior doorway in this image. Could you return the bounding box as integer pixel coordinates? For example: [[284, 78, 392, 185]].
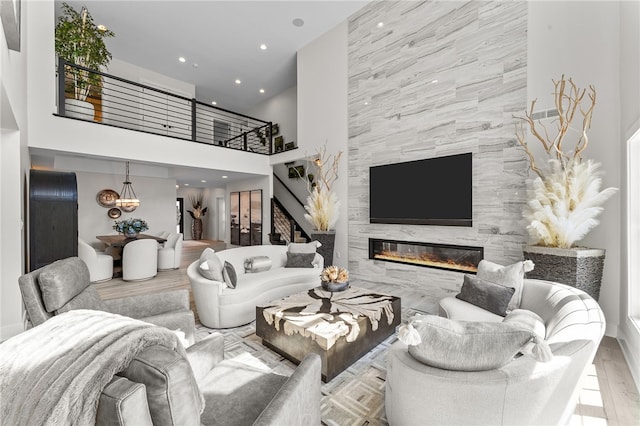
[[216, 197, 225, 241], [177, 197, 184, 235]]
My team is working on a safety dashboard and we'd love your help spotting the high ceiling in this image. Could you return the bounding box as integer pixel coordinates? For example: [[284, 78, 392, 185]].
[[56, 0, 369, 114]]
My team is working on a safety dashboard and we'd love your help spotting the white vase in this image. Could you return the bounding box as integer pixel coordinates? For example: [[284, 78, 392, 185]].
[[64, 98, 95, 121]]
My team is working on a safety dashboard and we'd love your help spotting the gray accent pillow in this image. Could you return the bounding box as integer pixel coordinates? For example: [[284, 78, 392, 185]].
[[407, 315, 536, 371], [477, 260, 527, 312], [284, 252, 316, 268], [503, 309, 546, 339], [55, 286, 108, 314], [244, 256, 272, 273], [38, 257, 92, 312], [198, 254, 224, 282], [222, 261, 237, 289], [287, 241, 321, 254], [456, 274, 515, 317]]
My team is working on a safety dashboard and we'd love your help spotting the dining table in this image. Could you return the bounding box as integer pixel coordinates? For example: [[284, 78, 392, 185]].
[[96, 234, 167, 278]]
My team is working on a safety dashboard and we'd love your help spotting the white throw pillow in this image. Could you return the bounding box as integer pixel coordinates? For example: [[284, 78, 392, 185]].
[[287, 240, 322, 254], [198, 248, 224, 282], [476, 259, 534, 312]]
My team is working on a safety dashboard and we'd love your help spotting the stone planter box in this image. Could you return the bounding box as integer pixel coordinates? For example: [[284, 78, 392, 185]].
[[523, 245, 605, 301]]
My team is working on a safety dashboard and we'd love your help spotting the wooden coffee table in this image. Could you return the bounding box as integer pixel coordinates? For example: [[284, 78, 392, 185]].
[[256, 286, 401, 382]]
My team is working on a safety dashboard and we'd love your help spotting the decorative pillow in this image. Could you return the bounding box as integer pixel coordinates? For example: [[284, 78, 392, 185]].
[[38, 257, 93, 312], [477, 259, 534, 312], [287, 240, 322, 254], [199, 247, 216, 261], [198, 258, 224, 282], [503, 309, 546, 340], [222, 261, 238, 289], [456, 274, 515, 317], [244, 256, 272, 273], [284, 252, 316, 268], [55, 286, 108, 315], [406, 315, 543, 371]]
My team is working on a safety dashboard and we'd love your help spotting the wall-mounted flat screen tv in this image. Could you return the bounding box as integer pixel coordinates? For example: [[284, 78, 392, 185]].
[[369, 152, 472, 226]]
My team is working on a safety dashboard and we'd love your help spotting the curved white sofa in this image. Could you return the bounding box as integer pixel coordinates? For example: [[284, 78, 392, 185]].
[[386, 278, 605, 426], [187, 245, 323, 328]]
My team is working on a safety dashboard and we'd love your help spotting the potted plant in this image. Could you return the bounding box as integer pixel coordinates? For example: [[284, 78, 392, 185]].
[[514, 75, 617, 300], [303, 144, 343, 265], [188, 193, 208, 240], [55, 2, 114, 120]]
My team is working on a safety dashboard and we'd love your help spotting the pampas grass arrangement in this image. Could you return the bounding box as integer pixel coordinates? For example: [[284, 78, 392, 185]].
[[303, 144, 343, 232], [515, 75, 617, 248]]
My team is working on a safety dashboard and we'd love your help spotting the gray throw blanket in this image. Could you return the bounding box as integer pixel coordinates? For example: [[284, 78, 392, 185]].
[[0, 309, 195, 426]]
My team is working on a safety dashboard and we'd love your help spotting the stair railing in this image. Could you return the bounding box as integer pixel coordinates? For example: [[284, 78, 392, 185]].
[[271, 195, 310, 244]]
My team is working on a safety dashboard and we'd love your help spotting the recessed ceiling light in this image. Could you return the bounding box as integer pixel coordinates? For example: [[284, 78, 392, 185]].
[[364, 101, 369, 105], [211, 101, 217, 105], [292, 18, 304, 27], [377, 22, 384, 28], [178, 57, 186, 63], [192, 63, 199, 68], [260, 43, 267, 50], [431, 79, 438, 84], [175, 184, 179, 188], [235, 79, 241, 84], [259, 89, 265, 94], [222, 175, 228, 179], [201, 180, 207, 183], [184, 183, 189, 186]]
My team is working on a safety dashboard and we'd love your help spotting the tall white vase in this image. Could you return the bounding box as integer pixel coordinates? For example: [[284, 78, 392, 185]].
[[64, 98, 95, 121]]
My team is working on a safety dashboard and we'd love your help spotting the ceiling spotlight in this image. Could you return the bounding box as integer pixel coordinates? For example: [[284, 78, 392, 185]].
[[431, 79, 439, 84], [201, 180, 207, 183], [259, 89, 265, 94], [292, 18, 304, 27], [235, 79, 241, 84], [260, 43, 267, 50], [192, 63, 199, 68], [178, 57, 186, 63], [222, 175, 228, 179], [175, 184, 179, 188], [211, 101, 217, 105], [184, 183, 189, 186], [377, 22, 384, 28]]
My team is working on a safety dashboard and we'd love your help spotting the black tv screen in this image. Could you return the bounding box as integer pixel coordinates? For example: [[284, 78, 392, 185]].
[[369, 153, 472, 226]]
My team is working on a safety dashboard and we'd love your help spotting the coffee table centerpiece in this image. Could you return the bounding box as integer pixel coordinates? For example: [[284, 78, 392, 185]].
[[256, 286, 401, 381]]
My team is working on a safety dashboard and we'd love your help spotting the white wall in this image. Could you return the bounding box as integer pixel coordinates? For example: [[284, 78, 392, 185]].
[[109, 58, 196, 98], [297, 20, 349, 267], [247, 84, 297, 161], [75, 171, 177, 246], [528, 1, 622, 337], [1, 0, 29, 340]]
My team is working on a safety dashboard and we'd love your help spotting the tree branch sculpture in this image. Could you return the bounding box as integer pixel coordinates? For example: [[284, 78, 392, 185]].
[[302, 143, 343, 232], [513, 75, 616, 248]]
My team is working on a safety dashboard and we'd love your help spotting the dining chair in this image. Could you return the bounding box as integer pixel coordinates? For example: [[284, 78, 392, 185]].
[[77, 238, 113, 282], [122, 239, 158, 281], [158, 233, 183, 270]]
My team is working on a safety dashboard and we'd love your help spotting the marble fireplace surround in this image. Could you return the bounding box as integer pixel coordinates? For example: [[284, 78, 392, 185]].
[[347, 1, 529, 312]]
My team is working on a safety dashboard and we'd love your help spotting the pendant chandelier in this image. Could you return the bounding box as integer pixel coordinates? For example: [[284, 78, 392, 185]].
[[115, 161, 140, 212]]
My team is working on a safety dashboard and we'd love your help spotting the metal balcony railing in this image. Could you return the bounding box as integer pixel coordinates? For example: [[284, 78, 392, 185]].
[[56, 59, 273, 155]]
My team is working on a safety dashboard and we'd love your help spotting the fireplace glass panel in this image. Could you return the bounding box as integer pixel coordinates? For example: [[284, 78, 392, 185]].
[[369, 238, 483, 273]]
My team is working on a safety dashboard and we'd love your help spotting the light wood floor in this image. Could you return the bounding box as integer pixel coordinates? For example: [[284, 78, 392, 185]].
[[94, 240, 640, 425]]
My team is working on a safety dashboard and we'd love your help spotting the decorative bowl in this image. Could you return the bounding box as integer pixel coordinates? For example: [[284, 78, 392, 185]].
[[321, 280, 349, 292]]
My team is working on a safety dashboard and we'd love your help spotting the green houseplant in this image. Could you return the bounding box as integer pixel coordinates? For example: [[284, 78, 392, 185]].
[[55, 2, 114, 118], [514, 75, 617, 300]]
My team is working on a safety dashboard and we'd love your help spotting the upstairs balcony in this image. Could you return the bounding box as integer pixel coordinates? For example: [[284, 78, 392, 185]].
[[56, 60, 279, 156]]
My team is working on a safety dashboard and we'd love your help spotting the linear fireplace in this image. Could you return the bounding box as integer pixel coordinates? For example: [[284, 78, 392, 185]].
[[369, 238, 484, 273]]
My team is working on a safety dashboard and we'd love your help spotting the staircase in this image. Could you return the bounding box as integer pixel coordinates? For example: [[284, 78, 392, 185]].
[[270, 198, 309, 245]]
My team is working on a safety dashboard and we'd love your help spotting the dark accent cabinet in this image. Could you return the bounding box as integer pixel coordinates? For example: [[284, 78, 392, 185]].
[[29, 169, 78, 271]]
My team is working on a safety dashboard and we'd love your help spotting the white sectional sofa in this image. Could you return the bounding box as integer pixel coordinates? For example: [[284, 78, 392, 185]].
[[187, 244, 323, 328], [386, 278, 606, 426]]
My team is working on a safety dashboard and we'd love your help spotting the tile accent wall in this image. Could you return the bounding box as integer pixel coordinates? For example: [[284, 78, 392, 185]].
[[347, 1, 528, 312]]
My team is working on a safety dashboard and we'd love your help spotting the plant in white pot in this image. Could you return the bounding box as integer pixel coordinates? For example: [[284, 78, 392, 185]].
[[303, 144, 343, 266], [55, 2, 114, 120], [514, 75, 617, 300]]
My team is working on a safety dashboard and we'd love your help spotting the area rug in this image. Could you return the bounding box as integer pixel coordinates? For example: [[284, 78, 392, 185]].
[[195, 307, 427, 426]]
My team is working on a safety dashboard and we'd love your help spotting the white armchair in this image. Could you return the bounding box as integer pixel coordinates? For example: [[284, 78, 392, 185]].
[[158, 233, 183, 270], [78, 238, 113, 282], [122, 239, 158, 281]]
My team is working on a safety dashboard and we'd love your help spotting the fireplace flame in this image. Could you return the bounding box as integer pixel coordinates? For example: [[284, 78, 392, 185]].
[[374, 250, 478, 273]]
